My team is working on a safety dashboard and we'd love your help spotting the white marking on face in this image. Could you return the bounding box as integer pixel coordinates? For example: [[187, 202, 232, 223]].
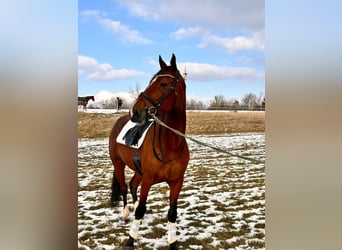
[[149, 74, 175, 86]]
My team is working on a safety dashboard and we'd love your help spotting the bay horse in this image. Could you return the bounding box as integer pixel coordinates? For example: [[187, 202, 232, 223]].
[[78, 96, 95, 111], [108, 54, 189, 249]]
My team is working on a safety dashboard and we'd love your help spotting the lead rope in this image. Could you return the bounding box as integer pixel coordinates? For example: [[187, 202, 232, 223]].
[[150, 113, 264, 165]]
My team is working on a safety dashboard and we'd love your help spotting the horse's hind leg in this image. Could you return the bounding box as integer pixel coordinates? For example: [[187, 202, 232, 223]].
[[110, 160, 129, 221], [110, 171, 121, 207]]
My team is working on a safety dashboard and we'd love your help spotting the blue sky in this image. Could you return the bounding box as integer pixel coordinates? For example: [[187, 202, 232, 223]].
[[78, 0, 265, 103]]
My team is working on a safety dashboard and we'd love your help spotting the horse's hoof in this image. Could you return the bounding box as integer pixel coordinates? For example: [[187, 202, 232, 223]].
[[109, 199, 119, 208], [123, 246, 134, 250], [123, 236, 134, 250], [170, 241, 178, 250]]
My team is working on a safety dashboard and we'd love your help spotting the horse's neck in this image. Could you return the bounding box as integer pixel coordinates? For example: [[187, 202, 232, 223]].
[[159, 108, 186, 148]]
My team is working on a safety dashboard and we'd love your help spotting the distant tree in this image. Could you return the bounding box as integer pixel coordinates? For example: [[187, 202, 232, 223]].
[[129, 83, 141, 100], [230, 100, 240, 111], [241, 93, 258, 110], [257, 92, 264, 105], [209, 95, 227, 109], [186, 99, 206, 110], [102, 99, 115, 109], [110, 97, 118, 109]]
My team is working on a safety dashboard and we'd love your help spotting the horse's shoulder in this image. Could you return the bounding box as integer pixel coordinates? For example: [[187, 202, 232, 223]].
[[117, 114, 130, 123]]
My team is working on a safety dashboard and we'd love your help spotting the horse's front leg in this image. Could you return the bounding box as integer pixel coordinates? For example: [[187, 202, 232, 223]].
[[123, 178, 152, 250], [122, 173, 141, 228], [129, 173, 141, 212], [167, 178, 184, 250]]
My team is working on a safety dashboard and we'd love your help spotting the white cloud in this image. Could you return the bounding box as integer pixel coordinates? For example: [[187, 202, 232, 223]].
[[147, 58, 263, 81], [78, 55, 98, 69], [172, 27, 264, 53], [171, 27, 206, 40], [117, 0, 264, 31], [177, 62, 263, 81], [80, 10, 153, 45], [199, 30, 264, 54], [80, 9, 101, 19], [78, 55, 145, 81], [98, 17, 153, 45]]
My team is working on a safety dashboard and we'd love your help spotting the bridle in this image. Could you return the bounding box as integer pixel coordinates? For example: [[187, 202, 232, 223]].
[[139, 73, 179, 117], [138, 72, 183, 163]]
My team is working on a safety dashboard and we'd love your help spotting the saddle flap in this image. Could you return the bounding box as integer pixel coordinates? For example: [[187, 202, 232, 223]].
[[116, 119, 154, 149]]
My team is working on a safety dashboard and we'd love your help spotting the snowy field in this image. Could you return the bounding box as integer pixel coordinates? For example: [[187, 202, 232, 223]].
[[78, 133, 265, 249]]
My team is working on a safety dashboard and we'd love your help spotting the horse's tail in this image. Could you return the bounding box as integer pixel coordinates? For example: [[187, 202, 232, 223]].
[[110, 172, 122, 207]]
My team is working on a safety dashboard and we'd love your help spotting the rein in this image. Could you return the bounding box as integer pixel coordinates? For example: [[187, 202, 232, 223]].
[[150, 113, 264, 165], [151, 120, 183, 163], [137, 73, 263, 165]]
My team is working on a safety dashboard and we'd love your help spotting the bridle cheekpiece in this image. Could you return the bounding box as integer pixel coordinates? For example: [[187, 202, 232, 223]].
[[139, 73, 179, 117]]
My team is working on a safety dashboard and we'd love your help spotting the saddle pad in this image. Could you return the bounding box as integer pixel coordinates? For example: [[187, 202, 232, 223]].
[[116, 119, 154, 149]]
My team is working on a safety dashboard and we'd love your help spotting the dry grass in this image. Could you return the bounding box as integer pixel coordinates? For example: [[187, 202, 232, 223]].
[[186, 111, 264, 135], [78, 112, 117, 138], [78, 111, 265, 138]]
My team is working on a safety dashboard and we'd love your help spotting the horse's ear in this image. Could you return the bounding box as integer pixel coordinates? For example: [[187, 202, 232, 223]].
[[170, 53, 177, 70], [159, 55, 167, 70]]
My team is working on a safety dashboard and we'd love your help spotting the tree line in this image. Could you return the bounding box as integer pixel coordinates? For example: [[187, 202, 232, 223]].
[[87, 89, 265, 111], [187, 93, 265, 111]]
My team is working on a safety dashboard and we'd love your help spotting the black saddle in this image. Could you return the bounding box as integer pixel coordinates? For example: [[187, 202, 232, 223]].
[[122, 120, 153, 146]]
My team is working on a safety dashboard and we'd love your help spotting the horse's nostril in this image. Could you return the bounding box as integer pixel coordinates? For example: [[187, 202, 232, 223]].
[[131, 109, 140, 122], [133, 109, 139, 119]]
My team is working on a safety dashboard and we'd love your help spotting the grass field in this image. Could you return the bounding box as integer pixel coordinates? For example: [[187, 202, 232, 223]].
[[78, 111, 265, 249], [78, 111, 265, 138]]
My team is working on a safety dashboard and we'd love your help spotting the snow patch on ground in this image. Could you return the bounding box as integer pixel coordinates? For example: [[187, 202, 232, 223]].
[[78, 133, 265, 249]]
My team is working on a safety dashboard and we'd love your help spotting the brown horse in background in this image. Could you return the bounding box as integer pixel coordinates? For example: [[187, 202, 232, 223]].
[[109, 54, 189, 249], [78, 96, 95, 111]]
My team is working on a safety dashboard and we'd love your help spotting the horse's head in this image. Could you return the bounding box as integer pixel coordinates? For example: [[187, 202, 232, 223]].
[[130, 54, 185, 124]]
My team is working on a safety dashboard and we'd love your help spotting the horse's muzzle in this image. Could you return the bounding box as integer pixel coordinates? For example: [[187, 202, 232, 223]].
[[130, 108, 146, 124]]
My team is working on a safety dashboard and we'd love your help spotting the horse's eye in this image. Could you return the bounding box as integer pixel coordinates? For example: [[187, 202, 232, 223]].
[[160, 82, 168, 88]]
